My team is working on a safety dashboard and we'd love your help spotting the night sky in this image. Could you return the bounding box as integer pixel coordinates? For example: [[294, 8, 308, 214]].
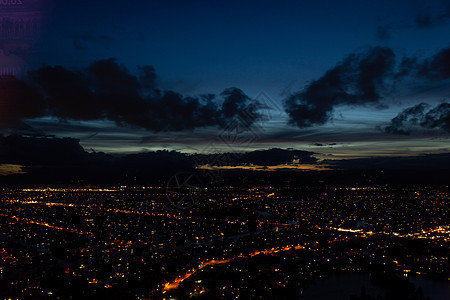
[[1, 0, 450, 178]]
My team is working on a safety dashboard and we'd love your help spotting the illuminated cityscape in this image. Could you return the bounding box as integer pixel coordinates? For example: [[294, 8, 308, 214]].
[[0, 183, 448, 299]]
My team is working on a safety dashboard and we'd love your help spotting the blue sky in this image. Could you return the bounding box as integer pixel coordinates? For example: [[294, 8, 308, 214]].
[[35, 0, 448, 94], [4, 0, 450, 160]]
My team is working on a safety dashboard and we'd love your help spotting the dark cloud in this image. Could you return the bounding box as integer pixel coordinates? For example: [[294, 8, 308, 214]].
[[0, 76, 46, 130], [395, 56, 419, 78], [4, 121, 48, 137], [0, 135, 194, 183], [385, 102, 450, 134], [414, 2, 450, 28], [0, 135, 106, 166], [311, 143, 337, 147], [385, 103, 430, 135], [392, 47, 450, 93], [2, 135, 448, 186], [2, 59, 261, 132], [284, 45, 450, 129], [375, 1, 450, 42], [418, 47, 450, 79], [0, 136, 318, 184], [220, 88, 263, 129], [420, 102, 450, 131], [284, 47, 395, 128], [0, 137, 310, 171]]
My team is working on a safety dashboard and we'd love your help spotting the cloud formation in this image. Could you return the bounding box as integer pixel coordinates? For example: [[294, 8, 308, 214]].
[[0, 76, 46, 130], [0, 135, 104, 166], [385, 103, 430, 135], [375, 1, 450, 42], [1, 59, 261, 132], [418, 47, 450, 79], [1, 135, 448, 186], [284, 47, 395, 128], [285, 45, 450, 129], [0, 136, 319, 184], [414, 1, 450, 28], [2, 47, 449, 135], [0, 135, 196, 183], [385, 102, 450, 134]]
